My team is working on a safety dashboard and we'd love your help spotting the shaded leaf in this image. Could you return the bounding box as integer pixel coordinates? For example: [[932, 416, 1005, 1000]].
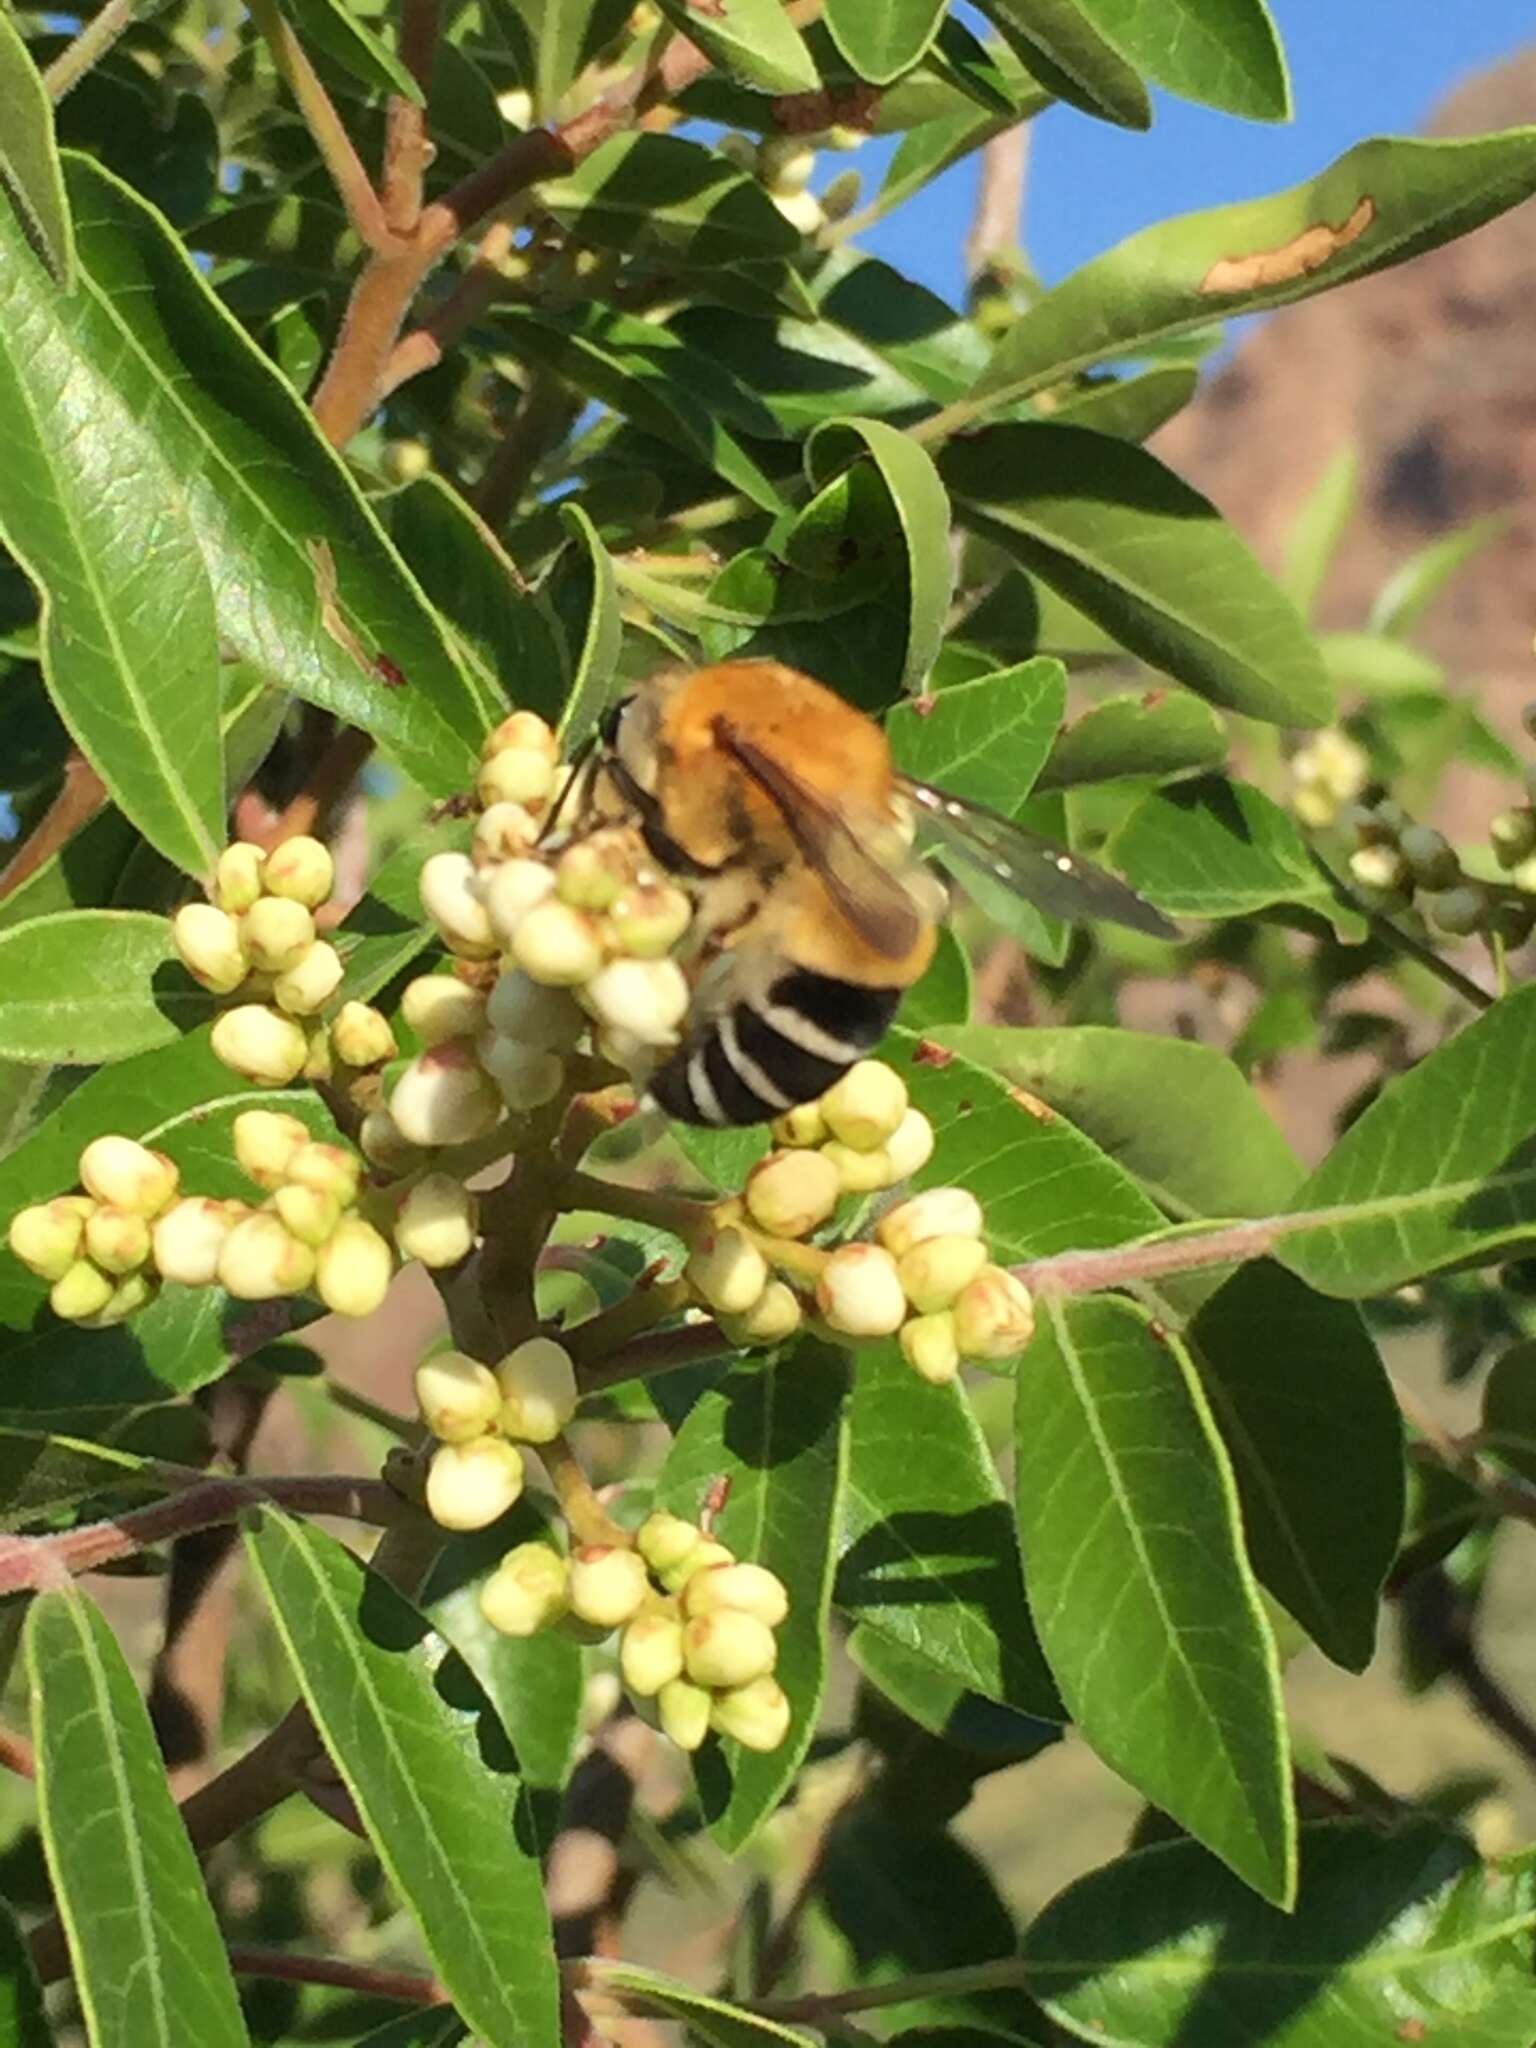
[[0, 9, 74, 288], [823, 0, 946, 84], [0, 1892, 53, 2048], [1481, 1339, 1536, 1486], [488, 0, 628, 114], [1049, 363, 1200, 441], [550, 500, 622, 747], [284, 0, 424, 101], [1107, 775, 1327, 917], [978, 0, 1150, 128], [538, 134, 801, 265], [0, 912, 213, 1064], [656, 0, 818, 93], [1035, 689, 1227, 791]]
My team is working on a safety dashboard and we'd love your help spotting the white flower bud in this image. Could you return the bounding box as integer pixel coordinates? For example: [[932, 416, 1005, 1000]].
[[477, 746, 556, 810], [822, 1141, 898, 1194], [683, 1609, 777, 1689], [212, 1004, 309, 1086], [555, 836, 631, 911], [172, 903, 248, 994], [820, 1060, 908, 1151], [389, 1040, 504, 1147], [685, 1226, 769, 1316], [419, 851, 497, 959], [744, 1149, 840, 1239], [480, 1543, 570, 1637], [273, 939, 344, 1017], [659, 1536, 734, 1596], [394, 1173, 478, 1268], [151, 1197, 234, 1286], [620, 1609, 686, 1697], [681, 1562, 788, 1629], [759, 136, 815, 193], [472, 801, 541, 867], [8, 1200, 87, 1281], [815, 1242, 907, 1339], [214, 842, 266, 915], [402, 974, 489, 1047], [899, 1311, 960, 1386], [50, 1259, 115, 1322], [425, 1437, 525, 1531], [218, 1213, 316, 1299], [877, 1187, 985, 1260], [331, 1001, 398, 1068], [637, 1511, 706, 1578], [83, 1205, 151, 1276], [79, 1136, 179, 1216], [884, 1107, 935, 1181], [898, 1234, 988, 1314], [1349, 844, 1407, 894], [567, 1543, 650, 1630], [511, 900, 604, 987], [583, 958, 689, 1047], [485, 968, 585, 1050], [710, 1675, 791, 1753], [415, 1350, 502, 1442], [80, 1269, 157, 1328], [263, 834, 334, 908], [657, 1677, 712, 1752], [770, 186, 824, 235], [770, 1101, 827, 1148], [483, 710, 559, 763], [481, 858, 557, 942], [952, 1266, 1035, 1361], [241, 895, 316, 974], [359, 1107, 429, 1174], [285, 1140, 362, 1206], [718, 1280, 803, 1349], [1292, 785, 1336, 830], [496, 1335, 578, 1444], [315, 1216, 393, 1318], [607, 883, 692, 959], [477, 1032, 567, 1111], [272, 1182, 341, 1248], [233, 1109, 312, 1189]]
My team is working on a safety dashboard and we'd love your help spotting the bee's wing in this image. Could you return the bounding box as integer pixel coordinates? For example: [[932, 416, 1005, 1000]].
[[713, 719, 928, 959], [901, 779, 1178, 939]]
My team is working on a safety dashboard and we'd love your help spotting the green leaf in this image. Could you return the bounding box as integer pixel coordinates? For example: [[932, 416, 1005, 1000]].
[[1023, 1819, 1536, 2046], [1189, 1262, 1403, 1671], [538, 134, 801, 266], [244, 1512, 559, 2048], [489, 0, 627, 114], [0, 1892, 53, 2048], [838, 1342, 1062, 1719], [1281, 445, 1358, 620], [942, 425, 1331, 727], [967, 130, 1536, 419], [0, 1415, 199, 1531], [334, 816, 472, 1005], [1035, 689, 1227, 791], [283, 0, 424, 101], [1481, 1339, 1536, 1485], [189, 193, 360, 278], [1072, 0, 1289, 119], [933, 1025, 1302, 1221], [655, 0, 818, 93], [0, 9, 74, 289], [0, 155, 488, 794], [1317, 631, 1444, 697], [550, 500, 622, 747], [1279, 982, 1536, 1298], [0, 911, 213, 1063], [1049, 362, 1200, 441], [355, 2015, 466, 2048], [887, 659, 1064, 812], [25, 1587, 248, 2048], [977, 0, 1150, 128], [1018, 1295, 1293, 1903], [590, 1963, 813, 2048], [823, 0, 946, 83], [849, 1625, 1059, 1763], [901, 926, 972, 1030], [1107, 775, 1326, 917], [1368, 512, 1510, 638], [656, 1341, 850, 1853]]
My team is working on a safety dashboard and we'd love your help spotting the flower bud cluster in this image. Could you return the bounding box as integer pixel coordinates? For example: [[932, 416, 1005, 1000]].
[[1288, 728, 1370, 830], [416, 1335, 580, 1531], [1337, 797, 1536, 948], [7, 1136, 181, 1325]]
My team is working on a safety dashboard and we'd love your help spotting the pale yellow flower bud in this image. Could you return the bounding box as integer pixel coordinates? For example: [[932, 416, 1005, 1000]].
[[511, 900, 604, 987], [568, 1543, 650, 1630], [659, 1537, 734, 1596], [481, 858, 557, 942], [685, 1226, 769, 1316], [637, 1511, 706, 1578], [709, 1675, 791, 1752], [771, 186, 825, 235], [419, 851, 497, 959], [583, 958, 689, 1046], [485, 968, 585, 1049], [83, 1205, 150, 1276], [683, 1609, 777, 1689], [331, 1001, 398, 1068], [272, 1182, 341, 1248], [401, 974, 489, 1049], [823, 1141, 898, 1194], [50, 1259, 115, 1321], [717, 1279, 803, 1348], [415, 1349, 502, 1442], [263, 834, 334, 908], [477, 1032, 567, 1111], [242, 895, 316, 974], [898, 1234, 988, 1314], [657, 1677, 712, 1752], [884, 1107, 935, 1181], [359, 1107, 429, 1174], [472, 801, 541, 867], [899, 1311, 960, 1386], [480, 1543, 570, 1637], [496, 1335, 578, 1444], [80, 1269, 157, 1328], [681, 1561, 788, 1628], [315, 1216, 393, 1318], [79, 1136, 179, 1216], [820, 1060, 908, 1151], [218, 1212, 316, 1299], [8, 1200, 86, 1281], [477, 745, 556, 810], [555, 837, 628, 911], [607, 882, 692, 959], [483, 709, 559, 762], [389, 1040, 504, 1147], [758, 135, 815, 193], [815, 1242, 907, 1339], [620, 1609, 686, 1697], [952, 1266, 1035, 1361], [151, 1197, 234, 1287], [172, 902, 248, 994], [285, 1140, 361, 1206], [394, 1173, 478, 1268], [233, 1109, 312, 1189], [214, 841, 266, 915], [425, 1437, 525, 1531], [770, 1101, 827, 1148], [212, 1004, 308, 1086], [877, 1187, 984, 1260], [273, 939, 344, 1017], [744, 1149, 840, 1239]]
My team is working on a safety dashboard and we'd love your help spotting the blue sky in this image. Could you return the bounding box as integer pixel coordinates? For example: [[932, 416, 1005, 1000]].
[[855, 2, 1536, 306]]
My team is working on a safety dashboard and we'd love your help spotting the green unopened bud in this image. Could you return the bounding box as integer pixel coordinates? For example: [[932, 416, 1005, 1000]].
[[212, 1004, 308, 1086], [172, 903, 249, 994], [482, 858, 558, 942], [80, 1269, 157, 1328], [1489, 896, 1536, 948], [1425, 886, 1488, 937], [415, 1349, 502, 1442], [419, 851, 497, 959], [331, 1001, 398, 1068], [218, 1212, 316, 1299], [263, 834, 334, 908], [215, 842, 267, 915], [1398, 825, 1460, 890], [50, 1259, 115, 1321], [286, 1141, 362, 1206], [637, 1511, 706, 1578], [83, 1205, 151, 1276], [899, 1311, 960, 1386], [681, 1561, 788, 1629], [241, 895, 316, 974], [1491, 808, 1536, 869], [583, 958, 689, 1046], [878, 1188, 984, 1260], [555, 836, 629, 911], [718, 1279, 804, 1348], [607, 882, 692, 958], [568, 1543, 650, 1629], [477, 745, 556, 810], [685, 1226, 769, 1316], [389, 1040, 504, 1147], [480, 1542, 570, 1636], [381, 437, 431, 485], [394, 1173, 478, 1268], [272, 1182, 341, 1248], [770, 1101, 827, 1148], [315, 1215, 393, 1318], [425, 1436, 525, 1531], [660, 1536, 734, 1595], [151, 1197, 234, 1286], [620, 1608, 686, 1696], [816, 1242, 907, 1339], [952, 1265, 1035, 1361], [744, 1149, 841, 1239], [79, 1136, 179, 1216], [683, 1609, 777, 1689], [477, 1032, 567, 1111], [273, 939, 344, 1017], [496, 1335, 578, 1444], [486, 968, 585, 1049], [359, 1107, 429, 1174], [884, 1107, 935, 1181], [709, 1674, 791, 1752], [898, 1234, 988, 1314], [472, 801, 541, 866], [9, 1200, 87, 1281], [820, 1060, 909, 1151], [483, 710, 559, 763], [657, 1677, 712, 1752], [512, 899, 605, 987], [233, 1109, 312, 1189]]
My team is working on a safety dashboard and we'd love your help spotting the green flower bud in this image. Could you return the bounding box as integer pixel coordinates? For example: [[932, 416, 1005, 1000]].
[[657, 1676, 712, 1752], [482, 858, 558, 943], [273, 939, 345, 1017], [477, 1032, 567, 1111], [394, 1172, 478, 1268], [419, 851, 497, 959], [680, 1561, 788, 1629], [263, 834, 335, 908], [1491, 808, 1536, 870], [483, 710, 559, 763], [884, 1107, 935, 1182], [820, 1060, 909, 1151], [496, 1335, 578, 1444], [214, 841, 267, 915], [172, 902, 249, 994], [83, 1204, 151, 1276], [486, 968, 585, 1049], [477, 745, 557, 810], [718, 1279, 804, 1348], [389, 1040, 504, 1147], [212, 1004, 309, 1086], [1398, 825, 1460, 890], [620, 1608, 686, 1697], [286, 1141, 362, 1207], [218, 1212, 316, 1299], [480, 1542, 570, 1637], [151, 1197, 234, 1287], [425, 1437, 525, 1531], [241, 895, 316, 974], [50, 1258, 115, 1322], [744, 1149, 841, 1239], [815, 1242, 907, 1340], [567, 1543, 650, 1630], [583, 958, 689, 1046], [511, 900, 605, 987], [770, 1101, 827, 1148], [685, 1226, 769, 1316], [897, 1233, 988, 1314], [359, 1107, 429, 1174], [315, 1216, 393, 1318], [819, 166, 862, 223], [952, 1265, 1036, 1361], [233, 1109, 313, 1189], [1425, 886, 1488, 937], [381, 437, 431, 485], [899, 1311, 960, 1386], [877, 1188, 984, 1260], [637, 1511, 706, 1578], [709, 1675, 791, 1753], [79, 1136, 179, 1216], [607, 882, 692, 958], [8, 1200, 87, 1281], [272, 1182, 341, 1248], [331, 1001, 398, 1069], [415, 1350, 502, 1442], [683, 1609, 777, 1689]]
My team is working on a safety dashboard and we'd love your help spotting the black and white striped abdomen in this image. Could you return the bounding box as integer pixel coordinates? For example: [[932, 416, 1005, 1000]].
[[650, 968, 901, 1127]]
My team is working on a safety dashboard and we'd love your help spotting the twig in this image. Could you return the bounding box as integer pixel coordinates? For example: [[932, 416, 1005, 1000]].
[[476, 371, 580, 528], [542, 1430, 632, 1549], [578, 1318, 734, 1395], [964, 125, 1029, 279], [574, 1956, 1032, 2025], [381, 220, 517, 400], [1401, 1568, 1536, 1771], [227, 1944, 450, 2003], [564, 1266, 689, 1368], [381, 0, 439, 234], [0, 1728, 35, 1780], [257, 724, 377, 846], [0, 754, 106, 902], [42, 0, 138, 99], [246, 0, 393, 251], [1013, 1215, 1289, 1298], [1309, 851, 1495, 1012], [553, 1168, 713, 1240]]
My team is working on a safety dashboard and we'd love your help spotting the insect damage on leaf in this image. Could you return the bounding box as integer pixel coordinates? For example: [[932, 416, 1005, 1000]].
[[1200, 196, 1375, 294], [307, 537, 370, 670]]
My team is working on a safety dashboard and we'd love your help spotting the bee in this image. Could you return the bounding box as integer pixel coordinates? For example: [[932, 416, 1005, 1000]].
[[578, 659, 1175, 1127]]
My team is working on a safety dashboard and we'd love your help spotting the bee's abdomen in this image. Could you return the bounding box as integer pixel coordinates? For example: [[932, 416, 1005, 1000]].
[[651, 969, 902, 1127]]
